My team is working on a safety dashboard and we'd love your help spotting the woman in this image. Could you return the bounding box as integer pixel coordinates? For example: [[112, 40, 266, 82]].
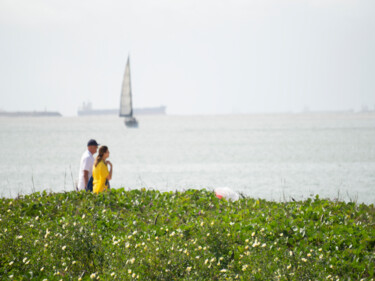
[[92, 145, 113, 194]]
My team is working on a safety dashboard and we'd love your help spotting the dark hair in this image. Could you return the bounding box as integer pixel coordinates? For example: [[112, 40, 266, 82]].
[[94, 145, 108, 167]]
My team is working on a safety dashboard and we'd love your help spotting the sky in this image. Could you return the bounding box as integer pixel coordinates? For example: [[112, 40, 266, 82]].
[[0, 0, 374, 116]]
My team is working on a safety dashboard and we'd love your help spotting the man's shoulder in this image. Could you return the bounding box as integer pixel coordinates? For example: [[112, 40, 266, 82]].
[[81, 150, 93, 159]]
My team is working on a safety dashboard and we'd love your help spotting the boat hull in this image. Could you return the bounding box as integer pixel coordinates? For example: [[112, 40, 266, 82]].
[[124, 117, 138, 128]]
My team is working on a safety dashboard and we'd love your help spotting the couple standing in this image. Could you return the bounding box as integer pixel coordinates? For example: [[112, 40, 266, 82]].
[[77, 139, 113, 193]]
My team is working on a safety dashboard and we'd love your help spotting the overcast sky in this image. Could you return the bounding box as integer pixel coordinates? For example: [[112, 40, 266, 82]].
[[0, 0, 374, 116]]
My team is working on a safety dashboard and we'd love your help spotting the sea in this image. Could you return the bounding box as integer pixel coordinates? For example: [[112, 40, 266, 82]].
[[1, 113, 374, 204]]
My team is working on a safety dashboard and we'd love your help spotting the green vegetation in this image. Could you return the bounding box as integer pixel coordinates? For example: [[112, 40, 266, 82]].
[[1, 189, 374, 280]]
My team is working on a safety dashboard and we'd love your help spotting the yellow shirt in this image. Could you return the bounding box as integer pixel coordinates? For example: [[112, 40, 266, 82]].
[[92, 161, 109, 194]]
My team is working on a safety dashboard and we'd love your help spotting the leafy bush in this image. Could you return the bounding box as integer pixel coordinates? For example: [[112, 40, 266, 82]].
[[0, 189, 374, 280]]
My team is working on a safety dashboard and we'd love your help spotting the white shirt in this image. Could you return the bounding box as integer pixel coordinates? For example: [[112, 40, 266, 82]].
[[78, 150, 95, 190]]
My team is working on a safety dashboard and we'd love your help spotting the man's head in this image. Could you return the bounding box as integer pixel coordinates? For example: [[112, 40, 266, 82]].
[[87, 139, 99, 154]]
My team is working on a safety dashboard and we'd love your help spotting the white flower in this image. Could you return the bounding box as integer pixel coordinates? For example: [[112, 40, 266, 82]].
[[186, 267, 192, 272], [17, 235, 23, 239], [301, 258, 307, 262], [110, 272, 115, 277], [205, 259, 209, 264], [23, 257, 28, 263], [128, 269, 132, 274], [261, 243, 267, 248], [220, 269, 227, 272], [287, 264, 291, 269], [62, 246, 66, 251], [40, 267, 44, 271], [200, 222, 204, 227], [9, 261, 14, 266], [82, 214, 86, 219], [90, 273, 96, 279], [251, 232, 255, 237]]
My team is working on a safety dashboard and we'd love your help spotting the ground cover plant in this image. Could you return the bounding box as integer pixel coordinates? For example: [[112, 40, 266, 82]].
[[0, 188, 374, 280]]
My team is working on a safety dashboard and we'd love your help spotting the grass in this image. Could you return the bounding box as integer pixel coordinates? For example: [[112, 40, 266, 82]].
[[0, 188, 374, 280]]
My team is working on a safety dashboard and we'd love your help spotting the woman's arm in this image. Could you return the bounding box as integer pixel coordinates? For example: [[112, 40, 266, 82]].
[[106, 161, 113, 180]]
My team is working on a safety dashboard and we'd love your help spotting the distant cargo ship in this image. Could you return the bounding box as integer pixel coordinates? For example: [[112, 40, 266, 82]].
[[77, 102, 166, 116], [0, 110, 62, 117]]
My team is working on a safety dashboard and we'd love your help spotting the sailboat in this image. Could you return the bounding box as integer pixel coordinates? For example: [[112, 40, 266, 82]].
[[119, 56, 138, 127]]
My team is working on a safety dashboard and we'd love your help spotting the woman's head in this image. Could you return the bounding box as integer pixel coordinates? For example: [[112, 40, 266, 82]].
[[94, 145, 109, 166]]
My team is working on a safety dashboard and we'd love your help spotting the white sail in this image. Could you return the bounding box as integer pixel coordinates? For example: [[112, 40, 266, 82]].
[[119, 57, 133, 117]]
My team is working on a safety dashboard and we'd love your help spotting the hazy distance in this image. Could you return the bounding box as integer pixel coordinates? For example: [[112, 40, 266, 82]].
[[0, 0, 374, 116]]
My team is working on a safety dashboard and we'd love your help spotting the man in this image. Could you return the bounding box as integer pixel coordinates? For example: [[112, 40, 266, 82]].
[[77, 139, 99, 191]]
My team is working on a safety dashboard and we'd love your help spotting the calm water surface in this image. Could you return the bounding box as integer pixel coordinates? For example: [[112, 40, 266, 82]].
[[1, 113, 374, 204]]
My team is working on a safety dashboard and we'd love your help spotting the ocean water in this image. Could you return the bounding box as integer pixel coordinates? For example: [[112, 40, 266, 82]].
[[1, 113, 374, 204]]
